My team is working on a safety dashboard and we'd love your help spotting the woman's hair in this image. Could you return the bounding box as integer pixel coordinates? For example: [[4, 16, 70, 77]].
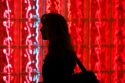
[[41, 13, 74, 51]]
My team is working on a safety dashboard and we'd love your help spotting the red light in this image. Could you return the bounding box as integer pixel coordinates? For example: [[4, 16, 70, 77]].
[[0, 0, 125, 83]]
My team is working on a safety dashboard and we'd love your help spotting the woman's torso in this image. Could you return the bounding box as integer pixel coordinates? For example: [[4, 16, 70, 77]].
[[42, 44, 76, 83]]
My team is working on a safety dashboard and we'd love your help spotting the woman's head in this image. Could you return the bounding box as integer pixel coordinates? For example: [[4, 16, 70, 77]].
[[40, 13, 69, 42], [40, 13, 73, 50]]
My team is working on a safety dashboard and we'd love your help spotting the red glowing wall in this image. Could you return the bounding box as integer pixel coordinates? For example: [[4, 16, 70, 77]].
[[0, 0, 125, 83]]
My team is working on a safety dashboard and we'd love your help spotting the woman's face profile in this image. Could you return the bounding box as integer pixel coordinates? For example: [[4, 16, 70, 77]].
[[40, 23, 48, 40]]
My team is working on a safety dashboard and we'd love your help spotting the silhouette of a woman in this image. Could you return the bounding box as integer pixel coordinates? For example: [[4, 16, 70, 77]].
[[40, 13, 76, 83]]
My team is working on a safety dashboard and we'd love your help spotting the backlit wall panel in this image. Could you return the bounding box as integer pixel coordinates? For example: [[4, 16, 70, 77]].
[[21, 0, 40, 82], [0, 0, 16, 82], [65, 0, 87, 72], [112, 0, 125, 83], [89, 0, 110, 82], [0, 0, 125, 83]]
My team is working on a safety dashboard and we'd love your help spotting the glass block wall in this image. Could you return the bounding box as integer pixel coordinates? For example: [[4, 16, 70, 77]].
[[0, 0, 125, 83]]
